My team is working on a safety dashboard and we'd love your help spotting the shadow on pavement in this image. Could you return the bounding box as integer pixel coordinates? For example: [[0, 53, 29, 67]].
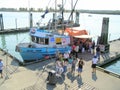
[[92, 73, 97, 81]]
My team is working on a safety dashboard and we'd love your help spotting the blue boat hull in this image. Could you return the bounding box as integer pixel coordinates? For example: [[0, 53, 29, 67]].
[[19, 46, 71, 61]]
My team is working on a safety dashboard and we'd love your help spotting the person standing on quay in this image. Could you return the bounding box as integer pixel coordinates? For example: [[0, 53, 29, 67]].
[[77, 58, 84, 77], [0, 59, 4, 78], [91, 55, 98, 73], [71, 57, 77, 76], [91, 40, 95, 54], [74, 44, 79, 58], [96, 45, 100, 60]]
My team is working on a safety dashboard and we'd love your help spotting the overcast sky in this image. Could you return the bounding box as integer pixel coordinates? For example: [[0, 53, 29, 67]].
[[0, 0, 120, 10]]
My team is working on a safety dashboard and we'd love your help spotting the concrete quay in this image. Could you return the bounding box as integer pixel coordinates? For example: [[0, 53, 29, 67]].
[[0, 27, 29, 34], [0, 39, 120, 90]]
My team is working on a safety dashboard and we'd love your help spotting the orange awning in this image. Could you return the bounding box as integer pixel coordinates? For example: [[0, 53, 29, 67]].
[[64, 27, 88, 36]]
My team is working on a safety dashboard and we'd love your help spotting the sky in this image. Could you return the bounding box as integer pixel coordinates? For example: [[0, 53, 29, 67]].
[[0, 0, 120, 10]]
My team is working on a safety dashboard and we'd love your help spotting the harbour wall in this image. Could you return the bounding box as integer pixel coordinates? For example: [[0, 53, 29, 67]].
[[0, 27, 30, 34]]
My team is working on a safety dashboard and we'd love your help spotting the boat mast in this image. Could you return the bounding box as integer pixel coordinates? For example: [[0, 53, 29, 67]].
[[68, 0, 79, 21], [61, 0, 65, 34], [62, 0, 64, 30], [71, 0, 73, 22], [55, 0, 57, 32]]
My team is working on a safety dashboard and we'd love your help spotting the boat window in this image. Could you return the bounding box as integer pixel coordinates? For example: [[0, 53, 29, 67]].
[[36, 37, 39, 43], [32, 37, 48, 45], [45, 38, 49, 45], [31, 36, 36, 42], [39, 38, 44, 44]]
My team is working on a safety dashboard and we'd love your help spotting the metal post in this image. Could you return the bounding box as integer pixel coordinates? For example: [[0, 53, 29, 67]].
[[0, 14, 4, 31], [29, 13, 33, 28], [15, 18, 17, 29], [75, 11, 79, 24], [28, 0, 33, 28], [5, 49, 9, 80]]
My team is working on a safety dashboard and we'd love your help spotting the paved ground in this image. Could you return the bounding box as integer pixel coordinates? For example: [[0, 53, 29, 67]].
[[0, 39, 120, 90]]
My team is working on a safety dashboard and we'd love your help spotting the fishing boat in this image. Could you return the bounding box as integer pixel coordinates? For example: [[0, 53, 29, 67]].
[[15, 0, 79, 62], [15, 28, 71, 61]]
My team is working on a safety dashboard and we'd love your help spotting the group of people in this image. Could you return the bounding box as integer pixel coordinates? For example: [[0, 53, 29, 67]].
[[71, 39, 100, 74], [55, 40, 101, 77], [72, 39, 96, 55], [55, 51, 85, 77]]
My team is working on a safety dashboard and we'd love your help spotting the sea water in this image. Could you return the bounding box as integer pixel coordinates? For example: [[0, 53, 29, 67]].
[[103, 58, 120, 74]]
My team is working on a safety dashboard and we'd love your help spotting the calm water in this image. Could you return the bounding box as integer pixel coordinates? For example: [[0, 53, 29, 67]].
[[103, 59, 120, 74], [0, 12, 120, 62], [0, 32, 30, 62]]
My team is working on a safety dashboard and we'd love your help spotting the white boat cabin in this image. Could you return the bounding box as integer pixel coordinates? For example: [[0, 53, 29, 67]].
[[29, 28, 70, 47]]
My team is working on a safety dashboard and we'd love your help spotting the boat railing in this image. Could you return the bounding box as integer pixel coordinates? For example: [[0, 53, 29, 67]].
[[17, 43, 30, 47]]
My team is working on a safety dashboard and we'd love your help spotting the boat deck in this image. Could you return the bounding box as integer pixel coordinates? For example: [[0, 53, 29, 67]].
[[0, 39, 120, 90]]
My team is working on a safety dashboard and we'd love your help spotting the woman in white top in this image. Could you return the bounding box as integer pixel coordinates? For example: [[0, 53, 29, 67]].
[[55, 58, 64, 75], [91, 55, 98, 73]]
